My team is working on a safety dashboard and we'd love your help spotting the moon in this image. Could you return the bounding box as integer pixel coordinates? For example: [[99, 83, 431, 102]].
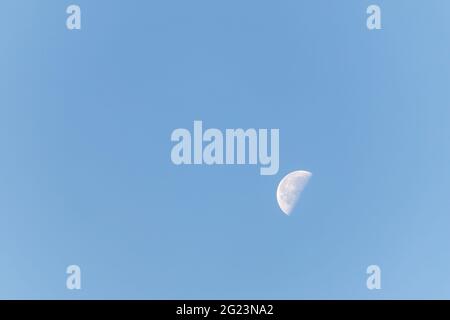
[[276, 170, 312, 215]]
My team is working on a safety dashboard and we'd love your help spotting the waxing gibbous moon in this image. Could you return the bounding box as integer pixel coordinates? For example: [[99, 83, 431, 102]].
[[276, 170, 312, 216]]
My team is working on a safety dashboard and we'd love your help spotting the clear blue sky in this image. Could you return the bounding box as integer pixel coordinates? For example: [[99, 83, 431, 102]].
[[1, 0, 450, 299]]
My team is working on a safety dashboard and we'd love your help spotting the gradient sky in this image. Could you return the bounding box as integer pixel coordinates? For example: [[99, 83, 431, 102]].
[[1, 0, 450, 299]]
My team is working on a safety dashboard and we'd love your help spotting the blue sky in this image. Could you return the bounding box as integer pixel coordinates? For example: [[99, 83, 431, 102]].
[[0, 0, 450, 299]]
